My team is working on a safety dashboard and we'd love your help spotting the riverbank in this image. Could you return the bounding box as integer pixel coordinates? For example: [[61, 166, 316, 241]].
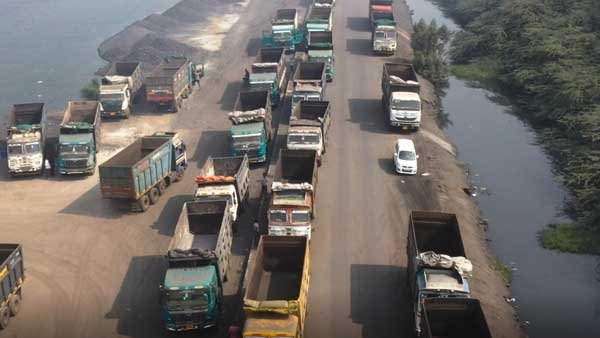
[[395, 1, 521, 336]]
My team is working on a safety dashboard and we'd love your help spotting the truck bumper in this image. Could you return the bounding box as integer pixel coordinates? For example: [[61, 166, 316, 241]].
[[269, 226, 312, 240], [374, 48, 396, 55], [166, 320, 216, 332], [101, 110, 127, 118], [390, 120, 420, 129], [59, 166, 95, 175], [9, 166, 43, 175]]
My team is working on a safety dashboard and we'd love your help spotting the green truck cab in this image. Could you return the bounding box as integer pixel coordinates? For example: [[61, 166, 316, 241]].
[[57, 101, 101, 175], [262, 9, 304, 51], [228, 91, 272, 163]]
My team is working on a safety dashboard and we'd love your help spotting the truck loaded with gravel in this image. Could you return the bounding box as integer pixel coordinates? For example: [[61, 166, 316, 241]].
[[195, 155, 250, 222], [382, 63, 421, 129], [0, 244, 24, 330], [161, 200, 233, 332], [244, 47, 288, 106], [5, 103, 45, 176], [99, 132, 187, 212], [287, 100, 331, 164], [145, 57, 202, 113], [57, 101, 101, 175], [243, 236, 310, 338], [407, 211, 473, 337], [228, 91, 272, 163], [99, 62, 144, 118]]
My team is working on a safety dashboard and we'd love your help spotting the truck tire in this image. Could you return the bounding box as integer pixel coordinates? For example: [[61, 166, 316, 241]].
[[0, 306, 9, 329], [8, 293, 21, 316], [149, 187, 160, 205], [138, 195, 150, 212], [123, 107, 131, 119], [157, 180, 167, 195]]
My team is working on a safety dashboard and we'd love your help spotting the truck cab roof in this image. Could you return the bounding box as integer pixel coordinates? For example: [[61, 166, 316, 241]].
[[392, 92, 420, 101], [231, 122, 264, 135], [195, 185, 236, 199], [59, 133, 93, 144], [417, 269, 470, 294], [164, 265, 217, 290], [100, 84, 128, 93]]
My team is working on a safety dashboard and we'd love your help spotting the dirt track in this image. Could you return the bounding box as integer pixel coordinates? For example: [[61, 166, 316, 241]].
[[0, 0, 520, 337]]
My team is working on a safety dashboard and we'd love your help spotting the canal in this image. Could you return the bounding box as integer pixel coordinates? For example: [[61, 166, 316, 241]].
[[404, 0, 600, 337]]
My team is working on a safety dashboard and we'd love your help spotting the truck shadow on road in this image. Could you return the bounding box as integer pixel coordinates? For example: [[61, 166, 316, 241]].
[[59, 183, 125, 219], [351, 264, 411, 338], [347, 17, 372, 32], [347, 98, 390, 134], [346, 38, 375, 56], [220, 80, 243, 111], [191, 130, 231, 169], [150, 194, 195, 236], [246, 37, 261, 57]]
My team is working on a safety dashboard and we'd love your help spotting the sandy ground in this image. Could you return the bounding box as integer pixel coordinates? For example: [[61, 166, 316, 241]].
[[0, 0, 520, 337]]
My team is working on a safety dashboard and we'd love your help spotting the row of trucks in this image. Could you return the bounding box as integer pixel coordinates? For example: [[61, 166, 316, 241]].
[[369, 0, 398, 55], [408, 211, 492, 337]]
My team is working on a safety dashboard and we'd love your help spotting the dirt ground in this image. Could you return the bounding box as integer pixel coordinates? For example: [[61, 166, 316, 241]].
[[0, 0, 520, 337]]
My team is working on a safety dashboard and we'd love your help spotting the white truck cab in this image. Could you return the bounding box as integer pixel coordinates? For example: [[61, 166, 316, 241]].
[[99, 83, 131, 118], [389, 92, 421, 129], [195, 185, 239, 221], [287, 127, 323, 156]]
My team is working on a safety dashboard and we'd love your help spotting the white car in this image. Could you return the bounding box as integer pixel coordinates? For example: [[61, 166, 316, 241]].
[[394, 139, 418, 175]]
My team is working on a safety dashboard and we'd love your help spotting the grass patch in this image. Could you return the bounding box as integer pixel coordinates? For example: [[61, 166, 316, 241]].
[[491, 256, 512, 285], [450, 58, 499, 83], [540, 223, 600, 255], [80, 79, 99, 100]]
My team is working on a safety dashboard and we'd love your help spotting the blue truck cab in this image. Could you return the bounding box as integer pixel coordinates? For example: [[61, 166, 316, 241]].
[[262, 9, 304, 51], [230, 122, 268, 163], [228, 91, 272, 163]]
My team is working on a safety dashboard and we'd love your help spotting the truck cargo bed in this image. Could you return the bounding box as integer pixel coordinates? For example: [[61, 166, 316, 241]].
[[9, 103, 44, 126], [102, 136, 170, 167], [422, 298, 492, 338], [410, 211, 466, 257]]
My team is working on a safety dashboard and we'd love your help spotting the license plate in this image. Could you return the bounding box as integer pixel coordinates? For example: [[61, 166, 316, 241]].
[[185, 324, 194, 330], [402, 126, 408, 130]]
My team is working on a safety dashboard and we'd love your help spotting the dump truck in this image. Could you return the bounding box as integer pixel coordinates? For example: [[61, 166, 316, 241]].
[[307, 31, 334, 81], [99, 132, 187, 212], [99, 62, 144, 118], [228, 91, 272, 163], [268, 149, 318, 238], [244, 47, 288, 106], [243, 236, 309, 338], [57, 101, 101, 175], [305, 6, 333, 32], [292, 62, 327, 108], [195, 155, 250, 222], [421, 298, 492, 338], [262, 9, 304, 51], [5, 103, 45, 176], [0, 244, 24, 330], [145, 57, 202, 112], [382, 63, 421, 129], [369, 0, 393, 17], [372, 15, 397, 55], [161, 200, 233, 332], [407, 211, 472, 337], [287, 100, 331, 164]]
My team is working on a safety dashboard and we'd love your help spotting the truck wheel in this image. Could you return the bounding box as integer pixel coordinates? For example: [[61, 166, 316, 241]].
[[157, 180, 167, 195], [123, 108, 131, 119], [8, 294, 21, 316], [137, 195, 150, 212], [0, 306, 9, 329], [149, 187, 160, 205]]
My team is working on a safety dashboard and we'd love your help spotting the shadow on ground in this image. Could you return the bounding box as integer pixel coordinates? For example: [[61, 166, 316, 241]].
[[347, 17, 372, 32], [346, 38, 374, 56], [347, 98, 390, 134]]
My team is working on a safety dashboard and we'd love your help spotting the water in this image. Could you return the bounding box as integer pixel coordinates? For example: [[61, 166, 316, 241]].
[[0, 0, 180, 118], [405, 1, 600, 337]]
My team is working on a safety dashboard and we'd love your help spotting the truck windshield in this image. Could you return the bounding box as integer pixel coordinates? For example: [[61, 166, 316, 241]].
[[288, 134, 320, 145], [392, 100, 420, 111], [398, 151, 416, 161], [232, 135, 261, 146], [375, 31, 386, 38], [100, 93, 124, 101], [274, 31, 292, 41], [60, 144, 89, 154], [166, 289, 209, 310], [25, 143, 41, 153], [269, 210, 287, 222], [291, 211, 310, 223], [7, 144, 23, 155]]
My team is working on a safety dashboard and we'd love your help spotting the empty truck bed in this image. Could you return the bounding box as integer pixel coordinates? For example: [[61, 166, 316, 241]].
[[187, 201, 228, 250]]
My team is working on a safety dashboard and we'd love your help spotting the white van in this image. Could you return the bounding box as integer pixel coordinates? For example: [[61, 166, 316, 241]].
[[394, 139, 418, 175]]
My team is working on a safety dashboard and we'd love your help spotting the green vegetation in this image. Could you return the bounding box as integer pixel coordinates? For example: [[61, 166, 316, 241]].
[[411, 19, 451, 88], [540, 224, 600, 255], [430, 0, 600, 253], [81, 79, 99, 100], [491, 256, 512, 285], [449, 58, 499, 83]]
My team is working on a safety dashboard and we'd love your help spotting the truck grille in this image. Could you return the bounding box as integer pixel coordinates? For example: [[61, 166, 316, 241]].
[[64, 159, 88, 168]]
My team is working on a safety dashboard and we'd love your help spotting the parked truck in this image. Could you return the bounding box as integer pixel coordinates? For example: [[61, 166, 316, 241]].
[[292, 62, 327, 108], [57, 101, 101, 175], [243, 236, 310, 338], [307, 31, 334, 81], [146, 57, 202, 113], [369, 0, 393, 17], [195, 155, 250, 222], [287, 100, 331, 164], [244, 47, 288, 106], [268, 149, 318, 238], [99, 62, 144, 118], [228, 91, 272, 163], [262, 9, 304, 51], [161, 200, 233, 331], [407, 211, 472, 337], [305, 5, 333, 32], [5, 103, 45, 176], [372, 15, 397, 55], [0, 244, 24, 329], [382, 63, 421, 129], [99, 132, 187, 212], [421, 298, 492, 338]]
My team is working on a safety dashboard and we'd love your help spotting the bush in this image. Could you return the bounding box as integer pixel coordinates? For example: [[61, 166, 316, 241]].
[[81, 79, 100, 100], [412, 19, 451, 88], [540, 223, 600, 255]]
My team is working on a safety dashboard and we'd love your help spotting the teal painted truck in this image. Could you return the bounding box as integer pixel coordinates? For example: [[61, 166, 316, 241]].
[[57, 101, 101, 175], [307, 31, 334, 81], [161, 200, 233, 331], [228, 91, 272, 163], [244, 47, 288, 106], [305, 5, 333, 32], [262, 9, 304, 51], [99, 132, 187, 212]]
